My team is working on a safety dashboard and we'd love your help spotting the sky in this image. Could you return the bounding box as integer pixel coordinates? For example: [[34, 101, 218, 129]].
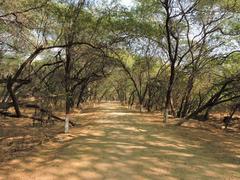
[[120, 0, 134, 7]]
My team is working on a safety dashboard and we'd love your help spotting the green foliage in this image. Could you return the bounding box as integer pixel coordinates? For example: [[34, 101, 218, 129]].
[[0, 0, 239, 117]]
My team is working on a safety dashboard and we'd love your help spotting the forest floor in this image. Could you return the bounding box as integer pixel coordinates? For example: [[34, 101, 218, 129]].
[[0, 102, 240, 180]]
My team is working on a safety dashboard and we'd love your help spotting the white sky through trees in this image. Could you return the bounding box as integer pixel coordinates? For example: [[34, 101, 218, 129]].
[[121, 0, 134, 7]]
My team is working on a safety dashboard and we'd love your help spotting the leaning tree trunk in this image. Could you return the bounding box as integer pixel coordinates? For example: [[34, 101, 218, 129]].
[[77, 86, 85, 108], [6, 76, 21, 117], [3, 48, 42, 117], [1, 86, 10, 103], [203, 106, 212, 120], [178, 75, 194, 118], [187, 81, 230, 119]]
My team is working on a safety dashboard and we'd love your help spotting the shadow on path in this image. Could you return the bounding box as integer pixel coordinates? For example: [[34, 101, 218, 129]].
[[1, 102, 240, 180]]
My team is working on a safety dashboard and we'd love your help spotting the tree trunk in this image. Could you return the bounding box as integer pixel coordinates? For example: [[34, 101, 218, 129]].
[[65, 113, 70, 133], [139, 102, 143, 112], [187, 80, 231, 119], [181, 75, 194, 117], [203, 106, 212, 120], [164, 64, 175, 123], [7, 77, 21, 117], [1, 87, 10, 103], [163, 108, 168, 124], [64, 45, 72, 133], [170, 97, 176, 117]]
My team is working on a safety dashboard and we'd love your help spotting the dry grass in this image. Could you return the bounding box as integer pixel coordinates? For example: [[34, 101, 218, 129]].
[[0, 114, 64, 162], [0, 102, 240, 180]]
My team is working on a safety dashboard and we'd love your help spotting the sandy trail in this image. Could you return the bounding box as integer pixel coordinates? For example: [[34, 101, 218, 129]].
[[0, 102, 240, 180]]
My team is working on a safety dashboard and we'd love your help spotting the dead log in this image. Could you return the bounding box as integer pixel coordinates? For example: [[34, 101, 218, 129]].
[[0, 110, 17, 117], [0, 104, 75, 127], [23, 104, 75, 126]]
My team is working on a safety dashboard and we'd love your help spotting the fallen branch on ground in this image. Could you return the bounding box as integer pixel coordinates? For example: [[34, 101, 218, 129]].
[[23, 104, 75, 126], [0, 104, 75, 127], [0, 110, 17, 117]]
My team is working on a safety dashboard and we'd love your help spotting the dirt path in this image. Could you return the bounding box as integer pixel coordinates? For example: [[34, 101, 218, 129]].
[[1, 102, 240, 180]]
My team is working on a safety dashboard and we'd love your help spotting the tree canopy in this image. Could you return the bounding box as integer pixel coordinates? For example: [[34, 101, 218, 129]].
[[0, 0, 240, 131]]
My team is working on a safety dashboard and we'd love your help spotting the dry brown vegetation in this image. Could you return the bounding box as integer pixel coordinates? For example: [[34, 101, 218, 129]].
[[0, 113, 63, 162]]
